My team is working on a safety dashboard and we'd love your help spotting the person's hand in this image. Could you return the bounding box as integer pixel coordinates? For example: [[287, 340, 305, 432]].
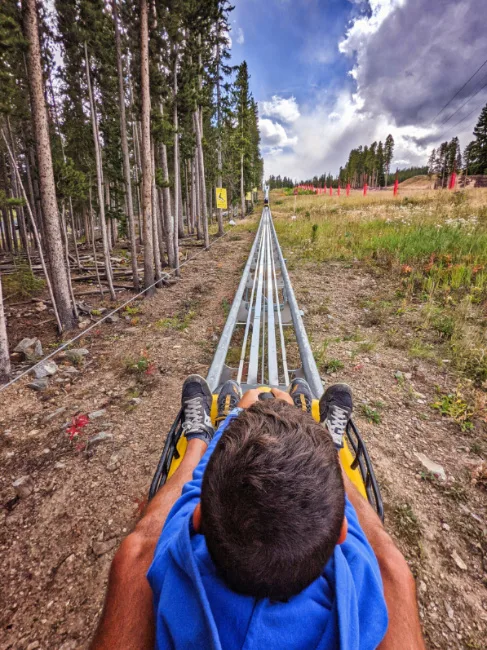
[[238, 388, 262, 409], [270, 387, 294, 406]]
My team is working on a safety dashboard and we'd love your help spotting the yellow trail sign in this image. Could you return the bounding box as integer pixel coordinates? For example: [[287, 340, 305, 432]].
[[216, 188, 227, 209], [245, 191, 252, 201]]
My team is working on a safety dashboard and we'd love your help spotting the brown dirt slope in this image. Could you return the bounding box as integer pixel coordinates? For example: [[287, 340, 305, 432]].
[[0, 227, 252, 650], [1, 221, 486, 650]]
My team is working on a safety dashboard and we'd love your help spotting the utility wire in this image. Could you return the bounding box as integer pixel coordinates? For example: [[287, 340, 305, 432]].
[[0, 228, 230, 394], [439, 76, 487, 126], [427, 56, 487, 126], [448, 98, 487, 134]]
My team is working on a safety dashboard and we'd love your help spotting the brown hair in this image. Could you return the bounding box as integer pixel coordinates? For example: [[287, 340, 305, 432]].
[[201, 400, 345, 600]]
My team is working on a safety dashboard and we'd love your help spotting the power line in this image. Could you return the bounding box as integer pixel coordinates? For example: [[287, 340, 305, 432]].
[[428, 56, 487, 126], [449, 99, 486, 133], [439, 76, 487, 126]]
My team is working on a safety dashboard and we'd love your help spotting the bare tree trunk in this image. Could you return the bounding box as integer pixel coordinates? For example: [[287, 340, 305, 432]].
[[215, 31, 224, 235], [193, 68, 209, 247], [0, 274, 10, 384], [2, 129, 63, 332], [194, 152, 202, 239], [160, 140, 174, 266], [151, 142, 163, 287], [112, 0, 139, 289], [184, 160, 191, 234], [85, 42, 116, 301], [140, 0, 155, 294], [60, 205, 79, 319], [89, 186, 104, 297], [128, 75, 143, 246], [23, 0, 75, 329], [68, 197, 81, 268], [178, 164, 184, 239], [240, 153, 245, 218], [83, 204, 90, 246], [173, 46, 180, 275]]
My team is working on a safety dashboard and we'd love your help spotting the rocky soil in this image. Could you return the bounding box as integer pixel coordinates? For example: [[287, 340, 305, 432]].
[[292, 259, 487, 650], [1, 221, 486, 649]]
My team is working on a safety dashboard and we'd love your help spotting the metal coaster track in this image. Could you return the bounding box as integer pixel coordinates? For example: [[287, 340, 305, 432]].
[[207, 206, 322, 397], [149, 205, 384, 521]]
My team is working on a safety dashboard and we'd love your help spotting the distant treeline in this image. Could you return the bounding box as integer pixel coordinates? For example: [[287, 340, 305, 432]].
[[428, 102, 487, 186], [267, 175, 294, 189]]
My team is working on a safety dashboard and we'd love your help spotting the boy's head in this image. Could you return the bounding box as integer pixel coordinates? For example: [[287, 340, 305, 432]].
[[198, 400, 346, 601]]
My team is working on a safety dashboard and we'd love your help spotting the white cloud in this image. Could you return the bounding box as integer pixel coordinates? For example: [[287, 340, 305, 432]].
[[262, 0, 487, 180], [236, 27, 245, 45], [260, 119, 298, 149], [260, 96, 301, 124], [339, 0, 405, 58], [262, 90, 434, 180]]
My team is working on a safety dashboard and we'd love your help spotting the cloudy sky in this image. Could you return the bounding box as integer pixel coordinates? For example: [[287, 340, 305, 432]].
[[229, 0, 487, 180]]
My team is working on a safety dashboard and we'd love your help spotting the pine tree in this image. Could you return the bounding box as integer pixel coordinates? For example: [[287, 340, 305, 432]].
[[428, 149, 437, 176], [140, 0, 154, 294], [23, 0, 76, 330], [384, 134, 394, 186], [472, 102, 487, 174], [463, 141, 477, 175], [376, 141, 385, 188]]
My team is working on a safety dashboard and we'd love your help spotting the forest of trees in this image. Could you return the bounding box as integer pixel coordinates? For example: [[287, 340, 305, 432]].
[[339, 134, 395, 188], [286, 135, 395, 190], [0, 0, 263, 382], [428, 102, 487, 184], [267, 175, 294, 189]]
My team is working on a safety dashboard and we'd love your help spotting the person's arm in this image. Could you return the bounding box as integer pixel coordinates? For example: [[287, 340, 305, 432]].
[[342, 471, 426, 650], [90, 439, 207, 650]]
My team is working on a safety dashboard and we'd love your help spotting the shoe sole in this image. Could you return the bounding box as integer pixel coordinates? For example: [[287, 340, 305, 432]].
[[182, 374, 213, 409]]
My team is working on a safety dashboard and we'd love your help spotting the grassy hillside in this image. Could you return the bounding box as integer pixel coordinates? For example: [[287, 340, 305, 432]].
[[270, 187, 487, 385]]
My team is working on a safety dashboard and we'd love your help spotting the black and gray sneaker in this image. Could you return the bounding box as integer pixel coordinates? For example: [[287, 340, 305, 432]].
[[289, 378, 313, 413], [319, 384, 353, 449], [181, 375, 215, 446], [216, 380, 242, 425]]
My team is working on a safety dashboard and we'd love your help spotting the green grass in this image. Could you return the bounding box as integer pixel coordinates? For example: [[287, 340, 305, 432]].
[[432, 390, 474, 431], [359, 404, 382, 424], [156, 311, 196, 331], [324, 358, 344, 373], [271, 187, 487, 386]]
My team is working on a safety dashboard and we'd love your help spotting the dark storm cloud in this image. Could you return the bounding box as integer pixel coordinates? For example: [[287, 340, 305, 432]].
[[351, 0, 487, 130]]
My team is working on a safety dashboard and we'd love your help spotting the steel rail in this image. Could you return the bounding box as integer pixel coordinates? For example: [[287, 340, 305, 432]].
[[270, 226, 290, 385], [206, 216, 264, 391], [207, 207, 322, 396], [265, 215, 279, 386], [237, 225, 266, 384], [268, 210, 323, 398]]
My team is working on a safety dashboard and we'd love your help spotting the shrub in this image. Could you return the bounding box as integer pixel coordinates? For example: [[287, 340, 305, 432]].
[[3, 264, 45, 298]]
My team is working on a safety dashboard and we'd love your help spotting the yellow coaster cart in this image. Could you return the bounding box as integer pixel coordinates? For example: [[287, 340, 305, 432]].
[[149, 208, 383, 521]]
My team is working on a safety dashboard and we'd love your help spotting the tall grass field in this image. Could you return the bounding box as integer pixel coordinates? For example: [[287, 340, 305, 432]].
[[270, 187, 487, 387]]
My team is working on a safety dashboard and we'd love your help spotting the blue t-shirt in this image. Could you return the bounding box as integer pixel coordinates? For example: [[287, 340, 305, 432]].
[[148, 410, 388, 649]]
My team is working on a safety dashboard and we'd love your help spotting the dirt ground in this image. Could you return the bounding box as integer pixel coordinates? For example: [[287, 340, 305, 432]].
[[1, 217, 486, 649]]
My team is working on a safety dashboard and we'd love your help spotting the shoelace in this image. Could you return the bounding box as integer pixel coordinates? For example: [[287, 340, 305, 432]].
[[183, 396, 210, 432], [293, 392, 311, 412], [216, 394, 239, 422], [326, 406, 349, 435]]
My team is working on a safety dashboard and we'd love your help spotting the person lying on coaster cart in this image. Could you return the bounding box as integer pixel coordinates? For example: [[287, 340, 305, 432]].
[[91, 376, 425, 650]]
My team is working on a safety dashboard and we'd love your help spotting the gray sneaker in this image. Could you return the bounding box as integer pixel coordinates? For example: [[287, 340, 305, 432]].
[[181, 375, 215, 446], [216, 380, 242, 425], [319, 384, 353, 449]]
